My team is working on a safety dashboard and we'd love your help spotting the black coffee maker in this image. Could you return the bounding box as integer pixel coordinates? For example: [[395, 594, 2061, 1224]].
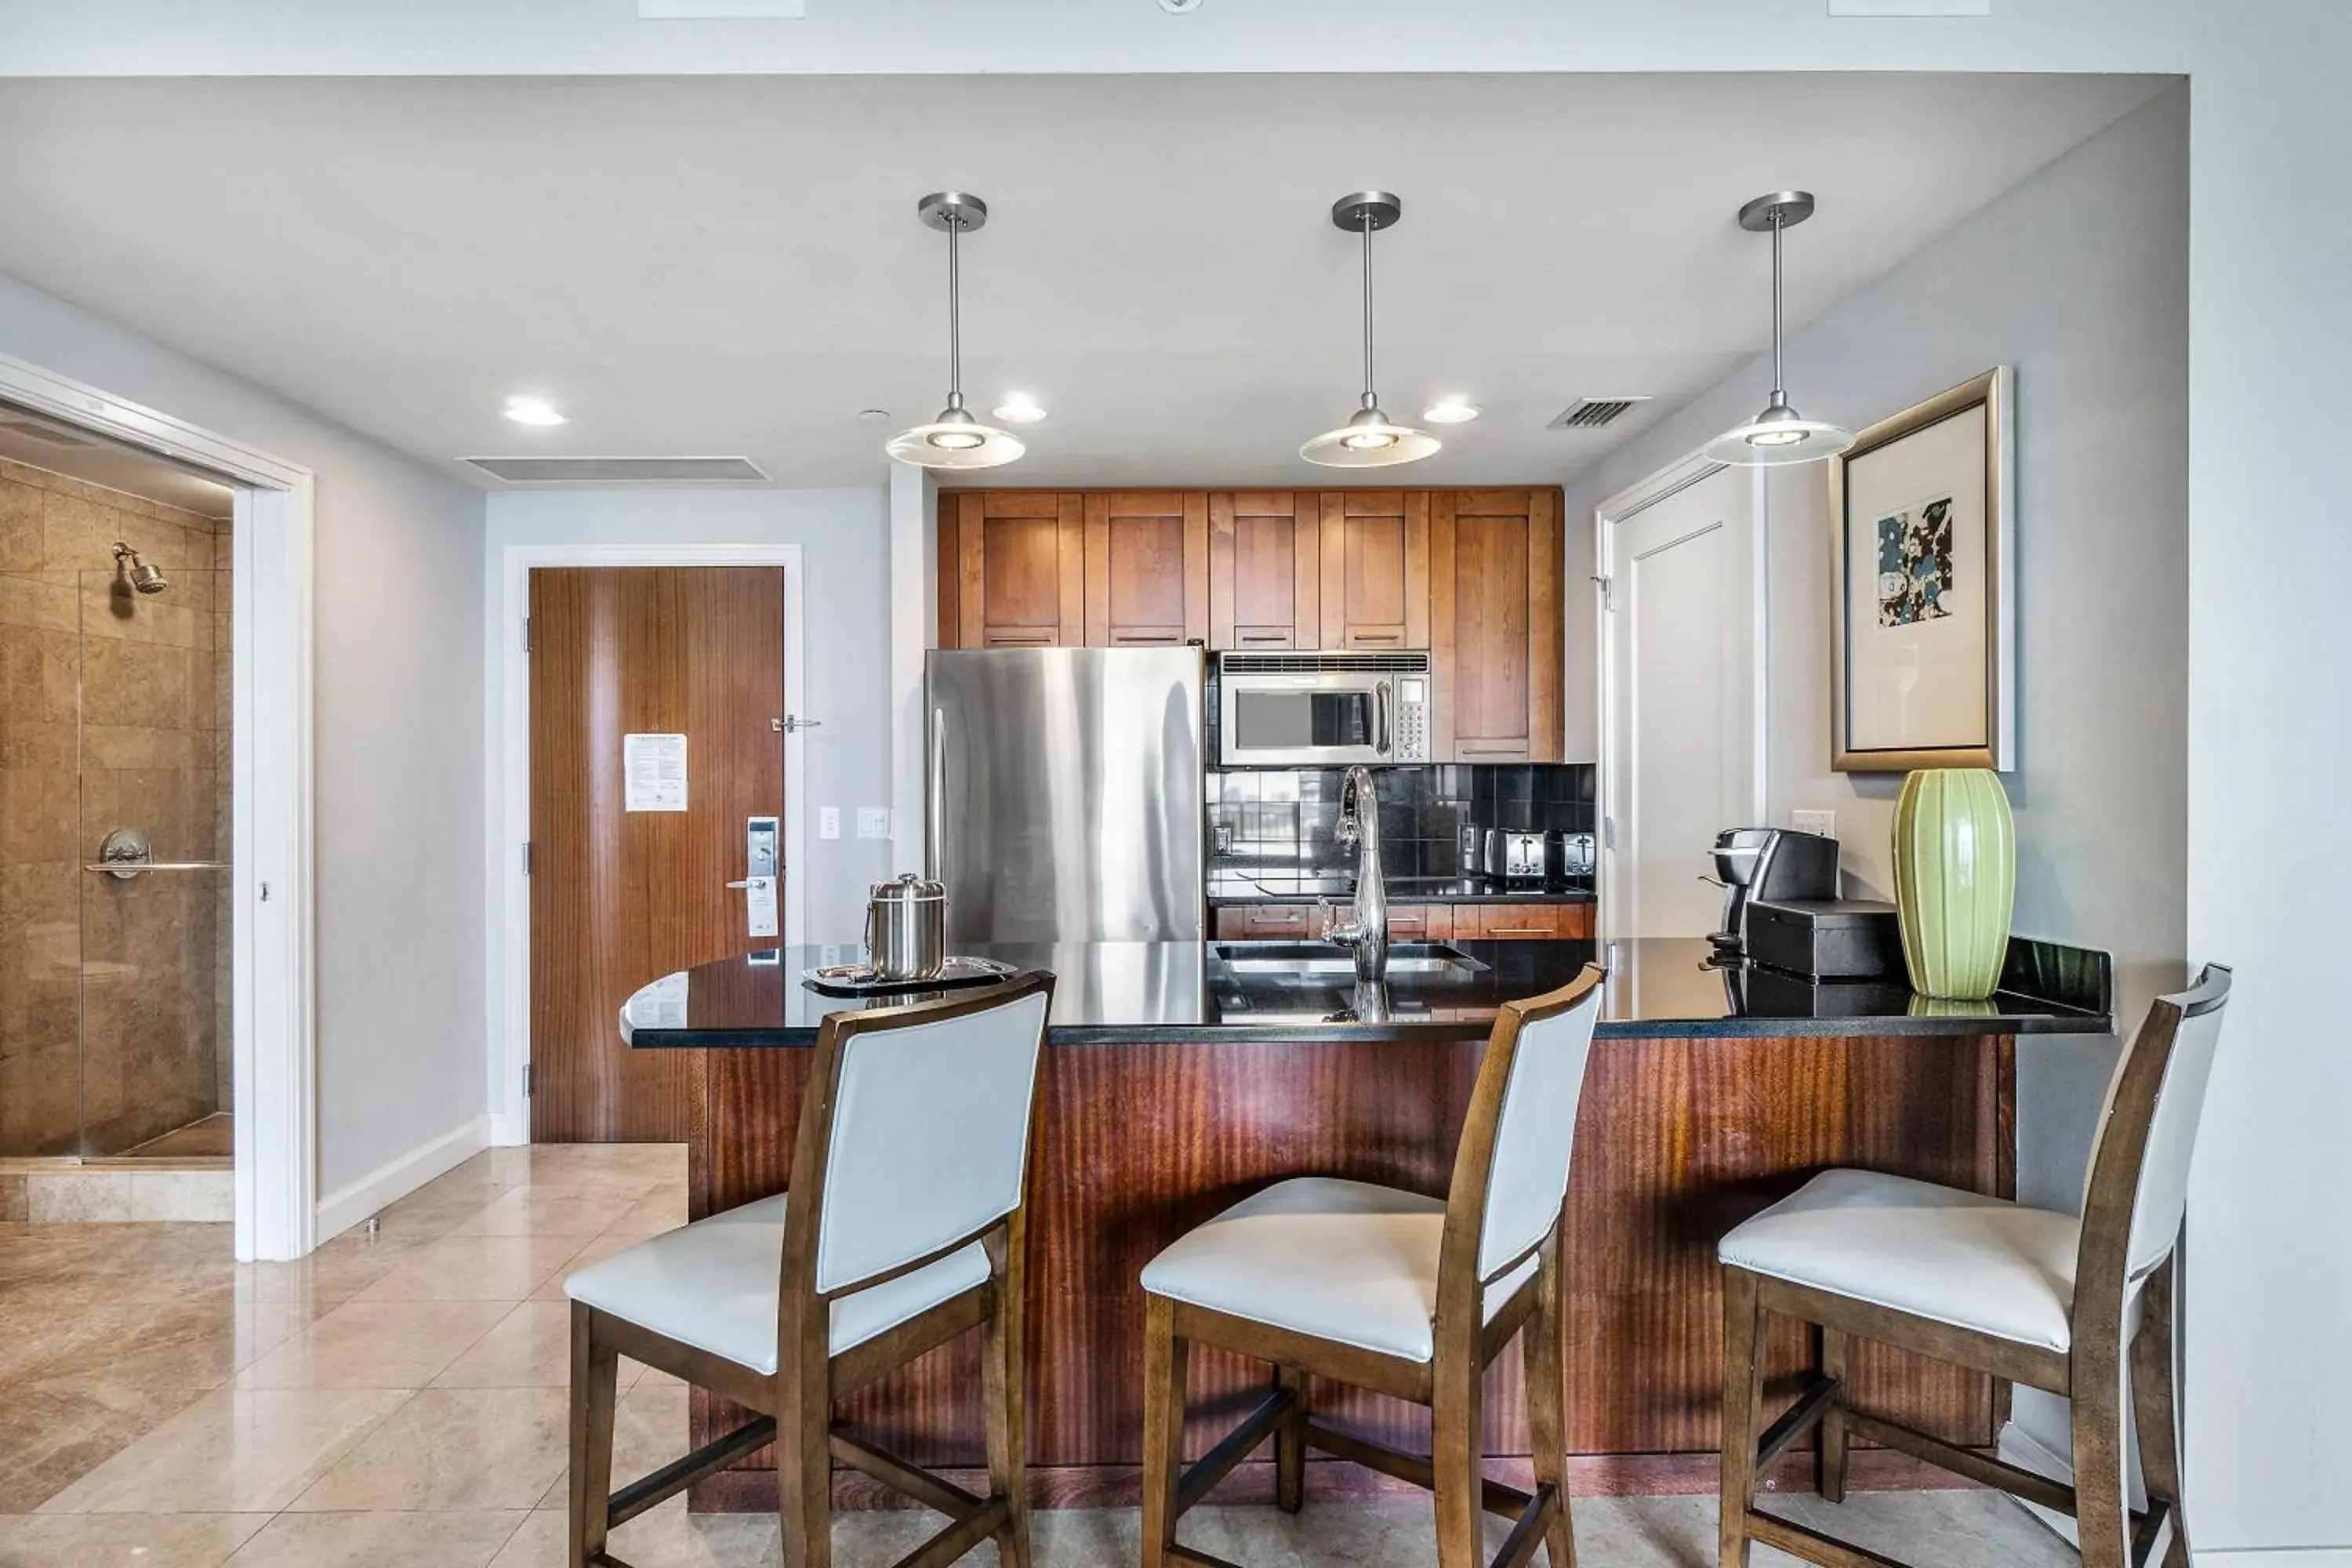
[[1707, 827, 1839, 954]]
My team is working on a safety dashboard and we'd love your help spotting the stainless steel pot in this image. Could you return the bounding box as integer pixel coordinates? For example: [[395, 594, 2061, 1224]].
[[865, 873, 948, 982]]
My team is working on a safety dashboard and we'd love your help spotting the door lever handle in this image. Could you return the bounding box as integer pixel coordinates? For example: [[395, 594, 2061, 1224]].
[[726, 879, 757, 891]]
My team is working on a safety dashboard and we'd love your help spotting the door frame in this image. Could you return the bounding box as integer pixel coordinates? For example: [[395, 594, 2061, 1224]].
[[488, 543, 807, 1146], [0, 347, 318, 1262], [1594, 448, 1769, 941]]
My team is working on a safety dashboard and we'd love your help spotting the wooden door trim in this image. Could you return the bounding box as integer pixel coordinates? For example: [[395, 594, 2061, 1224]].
[[493, 542, 808, 1149], [1593, 453, 1766, 944]]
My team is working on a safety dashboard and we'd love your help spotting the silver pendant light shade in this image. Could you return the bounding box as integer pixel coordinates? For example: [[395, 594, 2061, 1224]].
[[1704, 191, 1855, 468], [1301, 192, 1439, 469], [887, 192, 1025, 470]]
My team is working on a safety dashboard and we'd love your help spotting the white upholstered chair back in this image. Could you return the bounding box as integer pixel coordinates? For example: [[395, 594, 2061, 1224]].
[[812, 985, 1052, 1296], [1476, 978, 1605, 1283], [2092, 965, 2231, 1281]]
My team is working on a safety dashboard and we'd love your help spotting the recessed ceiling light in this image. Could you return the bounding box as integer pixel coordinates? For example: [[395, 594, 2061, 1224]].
[[858, 408, 891, 423], [503, 396, 568, 427], [1422, 397, 1482, 426], [991, 393, 1049, 424]]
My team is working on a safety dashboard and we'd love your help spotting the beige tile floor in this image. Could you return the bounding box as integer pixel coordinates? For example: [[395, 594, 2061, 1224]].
[[0, 1145, 2075, 1568]]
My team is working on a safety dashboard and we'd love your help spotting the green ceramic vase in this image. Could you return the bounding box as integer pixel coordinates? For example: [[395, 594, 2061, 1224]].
[[1892, 768, 2016, 1000]]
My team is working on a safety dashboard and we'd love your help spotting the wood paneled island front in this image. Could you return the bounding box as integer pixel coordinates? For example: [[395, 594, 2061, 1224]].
[[619, 937, 2109, 1510]]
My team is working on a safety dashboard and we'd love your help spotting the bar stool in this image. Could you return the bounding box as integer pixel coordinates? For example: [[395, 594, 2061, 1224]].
[[1716, 964, 2231, 1568], [1138, 966, 1606, 1568], [564, 971, 1057, 1568]]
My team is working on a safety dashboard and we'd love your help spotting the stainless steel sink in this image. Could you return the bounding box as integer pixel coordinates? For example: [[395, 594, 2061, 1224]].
[[1211, 942, 1490, 981]]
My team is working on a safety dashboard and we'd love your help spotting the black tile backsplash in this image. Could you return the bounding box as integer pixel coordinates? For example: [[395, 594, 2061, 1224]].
[[1207, 764, 1595, 881]]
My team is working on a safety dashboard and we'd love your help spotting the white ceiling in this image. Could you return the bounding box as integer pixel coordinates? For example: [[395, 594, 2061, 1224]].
[[0, 72, 2166, 490]]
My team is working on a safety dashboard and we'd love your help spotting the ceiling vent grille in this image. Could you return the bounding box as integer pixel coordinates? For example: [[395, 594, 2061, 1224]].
[[0, 414, 100, 449], [460, 455, 773, 485], [1547, 397, 1652, 431]]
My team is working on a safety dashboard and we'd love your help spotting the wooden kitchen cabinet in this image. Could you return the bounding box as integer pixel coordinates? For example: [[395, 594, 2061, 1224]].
[[1319, 491, 1430, 651], [938, 490, 1084, 648], [1083, 492, 1207, 646], [1383, 903, 1453, 942], [1209, 492, 1321, 650], [1213, 905, 1317, 941], [1432, 488, 1565, 761], [1457, 900, 1593, 940]]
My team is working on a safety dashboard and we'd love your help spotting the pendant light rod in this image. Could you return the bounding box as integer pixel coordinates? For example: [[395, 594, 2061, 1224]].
[[1360, 209, 1377, 408], [946, 213, 964, 410], [1770, 207, 1785, 401]]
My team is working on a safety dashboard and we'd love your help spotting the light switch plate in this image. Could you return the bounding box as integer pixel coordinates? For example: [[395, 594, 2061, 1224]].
[[1791, 809, 1838, 840], [818, 807, 840, 841], [855, 808, 892, 840]]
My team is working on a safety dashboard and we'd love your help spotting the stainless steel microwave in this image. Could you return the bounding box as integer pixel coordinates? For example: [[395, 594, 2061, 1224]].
[[1216, 651, 1432, 766]]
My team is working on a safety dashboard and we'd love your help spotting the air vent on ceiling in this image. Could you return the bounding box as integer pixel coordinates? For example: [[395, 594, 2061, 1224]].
[[1547, 397, 1652, 431], [0, 415, 100, 449], [460, 456, 773, 485]]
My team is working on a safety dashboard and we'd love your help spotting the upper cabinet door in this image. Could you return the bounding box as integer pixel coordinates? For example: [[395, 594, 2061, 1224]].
[[1319, 490, 1430, 651], [1083, 492, 1208, 647], [1209, 492, 1321, 650], [938, 491, 1085, 648], [1432, 488, 1565, 762]]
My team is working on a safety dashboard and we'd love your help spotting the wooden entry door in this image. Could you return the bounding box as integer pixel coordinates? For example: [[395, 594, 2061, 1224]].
[[528, 566, 786, 1142]]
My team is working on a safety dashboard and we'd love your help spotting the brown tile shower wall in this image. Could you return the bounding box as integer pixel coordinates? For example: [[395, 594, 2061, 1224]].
[[0, 456, 230, 1156]]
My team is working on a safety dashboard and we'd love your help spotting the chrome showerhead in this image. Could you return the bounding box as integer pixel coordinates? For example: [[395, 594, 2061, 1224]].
[[113, 542, 167, 595]]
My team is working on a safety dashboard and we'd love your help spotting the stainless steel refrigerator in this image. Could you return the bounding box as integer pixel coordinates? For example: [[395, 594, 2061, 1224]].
[[925, 647, 1206, 943]]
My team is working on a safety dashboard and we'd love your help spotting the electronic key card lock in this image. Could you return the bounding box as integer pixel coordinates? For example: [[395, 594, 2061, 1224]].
[[728, 815, 782, 940]]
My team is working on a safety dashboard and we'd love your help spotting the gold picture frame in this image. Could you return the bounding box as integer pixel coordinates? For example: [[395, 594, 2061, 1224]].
[[1828, 367, 2015, 772]]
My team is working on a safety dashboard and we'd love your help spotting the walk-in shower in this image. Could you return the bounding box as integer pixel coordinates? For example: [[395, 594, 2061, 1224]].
[[0, 460, 233, 1162]]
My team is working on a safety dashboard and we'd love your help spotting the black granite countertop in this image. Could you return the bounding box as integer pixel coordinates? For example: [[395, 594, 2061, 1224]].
[[619, 935, 2110, 1048], [1207, 870, 1595, 905]]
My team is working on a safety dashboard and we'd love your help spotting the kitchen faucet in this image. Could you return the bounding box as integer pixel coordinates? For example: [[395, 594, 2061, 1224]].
[[1321, 764, 1389, 983]]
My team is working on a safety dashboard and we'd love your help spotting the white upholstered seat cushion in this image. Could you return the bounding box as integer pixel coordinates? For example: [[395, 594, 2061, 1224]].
[[564, 1194, 989, 1374], [1138, 1177, 1539, 1364], [1716, 1170, 2090, 1353]]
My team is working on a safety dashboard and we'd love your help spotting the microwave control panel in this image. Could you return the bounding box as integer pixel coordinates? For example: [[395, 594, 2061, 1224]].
[[1393, 677, 1431, 761]]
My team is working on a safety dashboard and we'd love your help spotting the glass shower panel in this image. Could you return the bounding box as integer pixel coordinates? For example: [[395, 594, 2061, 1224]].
[[0, 568, 85, 1156], [74, 564, 231, 1157]]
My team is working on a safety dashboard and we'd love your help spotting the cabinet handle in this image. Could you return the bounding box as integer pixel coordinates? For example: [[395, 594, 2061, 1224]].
[[1485, 926, 1552, 936], [1349, 632, 1403, 645], [1238, 633, 1290, 644], [1461, 746, 1529, 757], [1111, 631, 1180, 644], [986, 631, 1054, 646]]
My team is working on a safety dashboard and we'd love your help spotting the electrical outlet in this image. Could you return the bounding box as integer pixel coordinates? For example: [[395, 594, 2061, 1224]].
[[855, 808, 892, 840], [1791, 809, 1838, 840], [818, 808, 840, 840]]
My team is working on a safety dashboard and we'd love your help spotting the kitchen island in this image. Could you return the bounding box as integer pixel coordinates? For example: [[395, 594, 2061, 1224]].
[[620, 935, 2108, 1509]]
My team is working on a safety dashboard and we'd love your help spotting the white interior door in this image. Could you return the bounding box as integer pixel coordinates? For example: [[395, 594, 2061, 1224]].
[[1602, 462, 1762, 938]]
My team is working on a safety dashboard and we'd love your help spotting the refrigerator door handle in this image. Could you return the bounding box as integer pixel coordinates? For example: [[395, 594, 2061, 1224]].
[[926, 705, 946, 881]]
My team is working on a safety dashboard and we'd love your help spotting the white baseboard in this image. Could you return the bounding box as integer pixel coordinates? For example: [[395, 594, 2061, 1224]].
[[314, 1115, 490, 1243], [2198, 1554, 2352, 1566], [486, 1110, 530, 1148]]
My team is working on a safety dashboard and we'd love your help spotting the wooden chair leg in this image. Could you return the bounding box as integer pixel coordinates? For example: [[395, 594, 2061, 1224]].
[[2071, 1327, 2132, 1568], [1274, 1363, 1306, 1516], [1430, 1344, 1485, 1568], [1718, 1268, 1766, 1568], [568, 1303, 619, 1568], [778, 1347, 833, 1568], [983, 1225, 1031, 1568], [2130, 1265, 2190, 1568], [1815, 1323, 1849, 1504], [1141, 1294, 1188, 1568], [1525, 1243, 1576, 1568]]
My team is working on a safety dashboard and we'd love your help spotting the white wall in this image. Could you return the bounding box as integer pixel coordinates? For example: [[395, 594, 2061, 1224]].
[[1568, 87, 2190, 1478], [0, 269, 489, 1200], [481, 487, 895, 955]]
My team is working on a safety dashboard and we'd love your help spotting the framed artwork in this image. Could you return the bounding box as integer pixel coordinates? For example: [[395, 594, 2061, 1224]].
[[1828, 367, 2015, 771]]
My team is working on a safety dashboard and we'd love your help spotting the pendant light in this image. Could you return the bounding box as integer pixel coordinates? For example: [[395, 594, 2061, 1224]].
[[1300, 191, 1439, 469], [887, 192, 1025, 470], [1704, 191, 1855, 467]]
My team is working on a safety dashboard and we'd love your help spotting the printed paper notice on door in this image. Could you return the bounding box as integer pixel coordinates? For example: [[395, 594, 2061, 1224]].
[[623, 733, 688, 812]]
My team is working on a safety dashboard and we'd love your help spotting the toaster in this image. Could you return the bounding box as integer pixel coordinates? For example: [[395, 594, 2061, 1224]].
[[1483, 829, 1548, 882]]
